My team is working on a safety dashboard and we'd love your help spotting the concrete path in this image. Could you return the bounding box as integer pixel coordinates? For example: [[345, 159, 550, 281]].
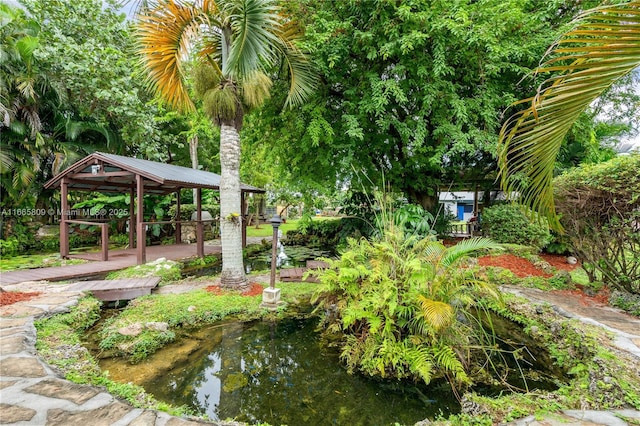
[[1, 279, 640, 425], [502, 286, 640, 360]]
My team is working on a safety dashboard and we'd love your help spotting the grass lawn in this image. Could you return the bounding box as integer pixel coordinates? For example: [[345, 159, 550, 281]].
[[245, 217, 339, 238], [246, 219, 299, 237]]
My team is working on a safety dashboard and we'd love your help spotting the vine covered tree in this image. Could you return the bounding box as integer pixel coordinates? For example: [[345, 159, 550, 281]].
[[137, 0, 315, 289]]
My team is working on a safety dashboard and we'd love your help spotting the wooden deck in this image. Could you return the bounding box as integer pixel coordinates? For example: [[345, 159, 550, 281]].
[[0, 244, 220, 285], [66, 277, 161, 301]]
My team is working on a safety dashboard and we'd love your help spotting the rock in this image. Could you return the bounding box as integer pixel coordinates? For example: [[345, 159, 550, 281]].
[[36, 225, 59, 240], [118, 323, 143, 336], [567, 256, 578, 265], [145, 322, 168, 332], [188, 305, 196, 312]]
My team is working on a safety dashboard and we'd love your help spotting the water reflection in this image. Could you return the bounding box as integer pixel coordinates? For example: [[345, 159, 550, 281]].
[[101, 319, 455, 425]]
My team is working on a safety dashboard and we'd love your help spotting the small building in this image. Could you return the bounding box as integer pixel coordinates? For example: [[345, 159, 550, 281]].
[[439, 190, 507, 221]]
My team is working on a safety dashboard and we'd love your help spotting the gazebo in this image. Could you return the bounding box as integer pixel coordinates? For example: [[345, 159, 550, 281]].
[[44, 152, 265, 264]]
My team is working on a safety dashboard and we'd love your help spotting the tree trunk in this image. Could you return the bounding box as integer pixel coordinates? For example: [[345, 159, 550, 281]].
[[219, 124, 248, 289]]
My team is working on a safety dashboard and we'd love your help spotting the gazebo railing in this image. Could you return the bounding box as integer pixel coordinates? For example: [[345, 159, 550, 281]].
[[61, 218, 218, 263], [63, 220, 110, 261]]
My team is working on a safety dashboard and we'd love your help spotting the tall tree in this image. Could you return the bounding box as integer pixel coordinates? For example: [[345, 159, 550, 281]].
[[498, 1, 640, 229], [137, 0, 315, 289], [242, 0, 611, 210]]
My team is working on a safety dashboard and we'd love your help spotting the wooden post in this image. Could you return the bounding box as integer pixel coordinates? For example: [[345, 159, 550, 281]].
[[129, 188, 135, 248], [60, 177, 69, 258], [101, 223, 109, 261], [175, 189, 182, 245], [472, 185, 479, 237], [241, 191, 247, 248], [136, 174, 146, 264], [196, 187, 204, 258]]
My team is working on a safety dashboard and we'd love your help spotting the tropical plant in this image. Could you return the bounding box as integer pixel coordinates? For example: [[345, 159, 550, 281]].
[[1, 0, 152, 214], [312, 222, 503, 390], [137, 0, 315, 289], [498, 1, 640, 229]]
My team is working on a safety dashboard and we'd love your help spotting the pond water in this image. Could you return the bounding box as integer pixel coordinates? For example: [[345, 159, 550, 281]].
[[99, 318, 458, 425], [181, 245, 334, 277]]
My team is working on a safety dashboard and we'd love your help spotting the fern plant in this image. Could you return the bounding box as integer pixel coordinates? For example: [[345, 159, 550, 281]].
[[312, 220, 503, 390]]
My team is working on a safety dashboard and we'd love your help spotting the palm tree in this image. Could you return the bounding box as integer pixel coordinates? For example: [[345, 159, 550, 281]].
[[498, 1, 640, 230], [137, 0, 315, 289]]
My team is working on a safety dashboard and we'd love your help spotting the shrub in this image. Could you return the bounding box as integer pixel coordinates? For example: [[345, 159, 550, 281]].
[[0, 238, 20, 256], [312, 220, 503, 389], [481, 203, 552, 251], [554, 154, 640, 294], [285, 217, 353, 247]]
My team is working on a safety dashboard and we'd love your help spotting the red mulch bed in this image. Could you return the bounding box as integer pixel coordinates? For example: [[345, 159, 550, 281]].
[[478, 253, 552, 278], [0, 291, 41, 307], [205, 285, 226, 295], [477, 253, 579, 278], [205, 283, 264, 297]]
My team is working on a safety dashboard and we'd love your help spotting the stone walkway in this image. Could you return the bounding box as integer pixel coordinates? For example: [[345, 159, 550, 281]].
[[0, 283, 239, 425], [1, 279, 640, 425]]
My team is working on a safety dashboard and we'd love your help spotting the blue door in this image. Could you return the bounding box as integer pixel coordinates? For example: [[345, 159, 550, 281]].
[[457, 205, 465, 221]]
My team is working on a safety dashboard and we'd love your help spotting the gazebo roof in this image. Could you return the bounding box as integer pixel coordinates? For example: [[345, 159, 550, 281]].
[[44, 152, 265, 195]]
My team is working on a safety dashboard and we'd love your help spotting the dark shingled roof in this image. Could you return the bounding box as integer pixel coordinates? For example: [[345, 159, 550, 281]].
[[44, 152, 265, 195]]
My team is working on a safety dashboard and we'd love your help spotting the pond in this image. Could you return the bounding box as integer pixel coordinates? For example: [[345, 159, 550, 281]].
[[96, 313, 567, 425], [181, 244, 334, 277], [98, 318, 458, 425]]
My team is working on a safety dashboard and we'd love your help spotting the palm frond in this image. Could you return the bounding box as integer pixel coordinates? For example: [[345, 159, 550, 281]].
[[275, 20, 317, 108], [439, 237, 502, 269], [0, 149, 15, 174], [137, 0, 206, 111], [498, 1, 640, 230], [416, 295, 455, 332], [225, 0, 280, 78]]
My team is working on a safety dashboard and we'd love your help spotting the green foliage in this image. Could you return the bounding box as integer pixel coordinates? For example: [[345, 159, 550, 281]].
[[167, 203, 220, 221], [241, 0, 606, 210], [285, 217, 344, 247], [375, 202, 435, 240], [609, 290, 640, 317], [97, 289, 267, 362], [554, 154, 640, 294], [481, 203, 552, 251], [105, 259, 182, 284], [35, 297, 102, 333], [312, 222, 503, 388], [0, 238, 20, 256], [545, 231, 572, 255]]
